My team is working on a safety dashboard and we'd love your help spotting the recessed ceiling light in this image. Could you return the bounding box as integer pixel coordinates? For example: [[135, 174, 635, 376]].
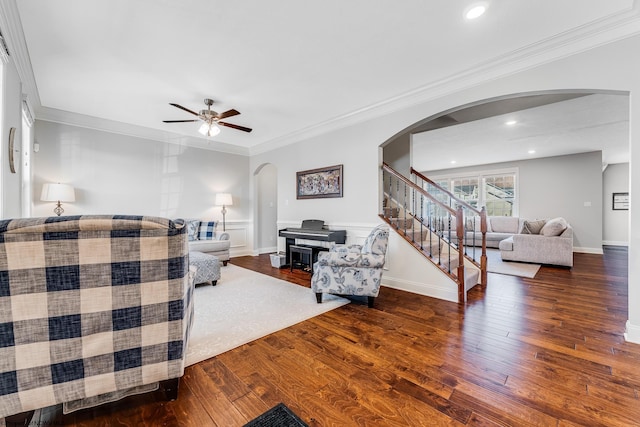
[[505, 120, 517, 126], [528, 150, 536, 154], [465, 3, 487, 20], [451, 160, 457, 164]]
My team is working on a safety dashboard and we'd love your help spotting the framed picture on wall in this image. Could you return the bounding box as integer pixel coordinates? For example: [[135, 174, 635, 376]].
[[296, 164, 343, 199], [612, 192, 629, 210]]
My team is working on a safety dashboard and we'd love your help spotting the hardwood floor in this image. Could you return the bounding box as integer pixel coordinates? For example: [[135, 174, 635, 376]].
[[34, 247, 639, 426]]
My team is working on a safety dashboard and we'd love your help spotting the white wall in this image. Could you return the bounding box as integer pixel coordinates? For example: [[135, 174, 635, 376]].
[[603, 163, 629, 245], [251, 34, 640, 341], [255, 163, 278, 254], [383, 132, 411, 176], [424, 151, 604, 252], [32, 120, 254, 256], [1, 59, 23, 218]]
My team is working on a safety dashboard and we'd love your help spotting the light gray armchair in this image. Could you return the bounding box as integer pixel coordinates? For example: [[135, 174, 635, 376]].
[[311, 224, 389, 308]]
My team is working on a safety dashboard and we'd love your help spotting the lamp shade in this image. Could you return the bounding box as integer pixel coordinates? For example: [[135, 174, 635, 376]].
[[215, 193, 233, 206], [41, 183, 76, 202]]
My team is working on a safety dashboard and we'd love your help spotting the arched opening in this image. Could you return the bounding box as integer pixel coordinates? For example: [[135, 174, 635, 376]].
[[381, 89, 629, 266]]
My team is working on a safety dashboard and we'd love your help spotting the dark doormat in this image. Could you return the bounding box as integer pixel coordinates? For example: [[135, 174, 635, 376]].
[[244, 403, 309, 427]]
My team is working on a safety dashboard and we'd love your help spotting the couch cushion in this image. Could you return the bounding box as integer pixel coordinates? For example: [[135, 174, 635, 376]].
[[197, 221, 217, 240], [186, 219, 200, 241], [521, 219, 547, 235], [466, 216, 490, 232], [189, 239, 229, 253], [540, 217, 568, 237], [489, 216, 519, 233], [499, 236, 514, 251]]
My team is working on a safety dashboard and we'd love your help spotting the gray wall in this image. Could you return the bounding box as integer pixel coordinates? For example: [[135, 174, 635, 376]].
[[383, 132, 411, 176], [424, 151, 603, 252], [603, 162, 629, 245], [32, 120, 251, 222]]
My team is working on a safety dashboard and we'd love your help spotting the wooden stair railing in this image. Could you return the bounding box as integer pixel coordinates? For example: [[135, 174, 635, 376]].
[[410, 167, 488, 288], [381, 163, 487, 303]]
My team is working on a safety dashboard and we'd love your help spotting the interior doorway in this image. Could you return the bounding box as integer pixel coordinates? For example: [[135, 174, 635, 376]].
[[254, 163, 278, 254]]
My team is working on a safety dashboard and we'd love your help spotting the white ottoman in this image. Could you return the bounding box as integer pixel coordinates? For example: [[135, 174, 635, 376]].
[[189, 251, 221, 285]]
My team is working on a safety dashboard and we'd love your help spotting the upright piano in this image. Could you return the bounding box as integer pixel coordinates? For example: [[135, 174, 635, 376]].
[[278, 219, 347, 268]]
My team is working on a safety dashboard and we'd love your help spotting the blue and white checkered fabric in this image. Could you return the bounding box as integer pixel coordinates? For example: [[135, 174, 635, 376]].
[[197, 221, 217, 240], [0, 215, 194, 418]]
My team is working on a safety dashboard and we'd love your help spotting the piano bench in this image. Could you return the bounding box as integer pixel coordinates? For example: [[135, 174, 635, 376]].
[[289, 245, 327, 274]]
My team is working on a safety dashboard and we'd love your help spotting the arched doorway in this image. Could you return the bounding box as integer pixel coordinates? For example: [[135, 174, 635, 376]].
[[254, 163, 278, 254]]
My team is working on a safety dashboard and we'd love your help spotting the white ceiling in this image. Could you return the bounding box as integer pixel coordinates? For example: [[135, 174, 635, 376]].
[[412, 93, 630, 172], [5, 0, 639, 156]]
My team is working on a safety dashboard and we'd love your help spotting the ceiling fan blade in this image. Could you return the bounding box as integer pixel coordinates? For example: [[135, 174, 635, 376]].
[[169, 103, 199, 116], [163, 119, 198, 123], [217, 109, 240, 120], [219, 121, 252, 133]]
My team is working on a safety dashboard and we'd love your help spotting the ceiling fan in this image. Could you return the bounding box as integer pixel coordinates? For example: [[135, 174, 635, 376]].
[[163, 98, 252, 137]]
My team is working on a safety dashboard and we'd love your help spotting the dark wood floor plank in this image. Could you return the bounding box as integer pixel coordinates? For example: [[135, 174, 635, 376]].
[[199, 357, 254, 401], [449, 382, 558, 426], [31, 247, 640, 426], [181, 364, 249, 426], [504, 374, 639, 427]]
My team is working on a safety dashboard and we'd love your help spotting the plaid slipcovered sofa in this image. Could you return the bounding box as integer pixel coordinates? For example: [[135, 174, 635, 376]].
[[0, 215, 194, 419]]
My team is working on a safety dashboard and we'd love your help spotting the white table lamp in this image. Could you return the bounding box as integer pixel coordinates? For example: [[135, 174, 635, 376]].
[[41, 183, 75, 216]]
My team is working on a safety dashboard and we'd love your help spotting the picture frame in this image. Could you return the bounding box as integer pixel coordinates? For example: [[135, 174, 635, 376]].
[[296, 164, 343, 199], [612, 192, 629, 210]]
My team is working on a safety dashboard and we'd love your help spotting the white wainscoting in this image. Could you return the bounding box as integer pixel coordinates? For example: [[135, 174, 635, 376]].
[[224, 219, 254, 258]]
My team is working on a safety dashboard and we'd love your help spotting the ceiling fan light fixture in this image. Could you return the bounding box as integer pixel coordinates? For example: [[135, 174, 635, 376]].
[[199, 122, 221, 137]]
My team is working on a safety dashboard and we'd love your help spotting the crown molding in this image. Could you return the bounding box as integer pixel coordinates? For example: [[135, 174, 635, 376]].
[[0, 0, 40, 107], [250, 4, 640, 155]]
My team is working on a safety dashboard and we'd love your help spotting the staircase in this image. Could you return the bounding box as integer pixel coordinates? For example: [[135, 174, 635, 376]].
[[380, 163, 488, 303]]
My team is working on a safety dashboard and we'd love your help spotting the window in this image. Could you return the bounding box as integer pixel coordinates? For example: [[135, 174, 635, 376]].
[[452, 177, 479, 208], [431, 169, 518, 216], [483, 174, 515, 216]]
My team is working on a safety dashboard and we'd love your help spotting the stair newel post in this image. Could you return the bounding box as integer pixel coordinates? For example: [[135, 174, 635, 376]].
[[409, 184, 415, 244], [394, 175, 399, 228], [456, 205, 466, 303], [419, 192, 424, 250], [480, 206, 488, 287], [387, 172, 394, 219], [403, 181, 408, 235]]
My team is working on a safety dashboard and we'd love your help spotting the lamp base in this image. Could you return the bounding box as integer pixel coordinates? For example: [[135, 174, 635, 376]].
[[53, 201, 64, 216], [221, 205, 227, 231]]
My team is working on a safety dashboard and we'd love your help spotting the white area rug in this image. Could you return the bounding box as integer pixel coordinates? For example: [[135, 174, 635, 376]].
[[185, 264, 349, 366], [484, 248, 541, 278]]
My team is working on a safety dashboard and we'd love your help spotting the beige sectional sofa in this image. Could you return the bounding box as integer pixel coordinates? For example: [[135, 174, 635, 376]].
[[462, 215, 574, 267], [499, 217, 573, 267], [464, 216, 525, 248]]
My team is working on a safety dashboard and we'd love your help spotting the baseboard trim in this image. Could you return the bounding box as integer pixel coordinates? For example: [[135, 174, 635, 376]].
[[382, 277, 458, 304], [602, 240, 628, 247], [573, 247, 604, 254], [624, 320, 640, 344], [257, 246, 277, 254]]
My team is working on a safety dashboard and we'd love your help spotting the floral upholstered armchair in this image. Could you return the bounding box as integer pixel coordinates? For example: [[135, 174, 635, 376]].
[[311, 224, 389, 308]]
